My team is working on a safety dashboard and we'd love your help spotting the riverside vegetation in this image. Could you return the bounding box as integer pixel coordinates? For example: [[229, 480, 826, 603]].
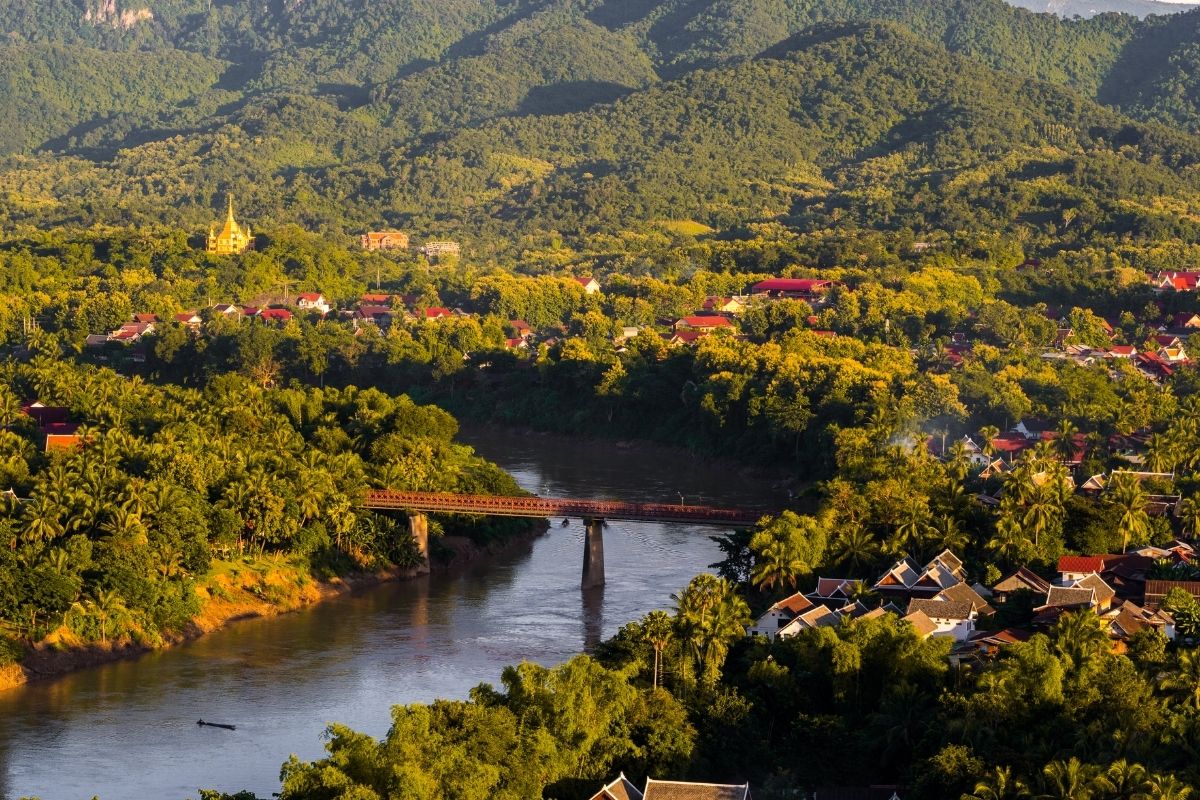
[[8, 0, 1200, 797]]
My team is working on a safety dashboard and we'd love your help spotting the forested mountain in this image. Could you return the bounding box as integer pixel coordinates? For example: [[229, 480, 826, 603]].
[[5, 0, 1200, 250]]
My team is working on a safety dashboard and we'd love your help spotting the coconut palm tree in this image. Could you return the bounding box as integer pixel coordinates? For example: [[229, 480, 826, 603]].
[[965, 766, 1031, 800], [750, 536, 805, 593], [1091, 759, 1148, 799], [1052, 611, 1109, 676], [642, 610, 673, 690], [980, 425, 1001, 458], [1109, 472, 1151, 554], [1056, 419, 1080, 464], [1159, 650, 1200, 712], [1039, 757, 1098, 800], [672, 574, 750, 686], [833, 525, 880, 572], [1144, 774, 1192, 800]]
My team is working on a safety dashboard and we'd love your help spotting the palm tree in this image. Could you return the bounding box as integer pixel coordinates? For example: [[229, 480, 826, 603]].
[[1144, 774, 1192, 800], [1145, 434, 1178, 476], [965, 766, 1031, 800], [642, 610, 673, 690], [1092, 759, 1148, 800], [1109, 472, 1151, 554], [1056, 419, 1080, 464], [1177, 497, 1200, 539], [672, 574, 750, 686], [980, 425, 1001, 458], [1052, 611, 1109, 676], [750, 536, 805, 593], [1039, 757, 1098, 800], [833, 525, 879, 571], [989, 508, 1031, 566], [1159, 649, 1200, 711]]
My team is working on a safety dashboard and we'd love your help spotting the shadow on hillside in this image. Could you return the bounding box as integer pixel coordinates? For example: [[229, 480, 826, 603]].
[[586, 0, 663, 30], [517, 81, 634, 115], [1096, 18, 1193, 111]]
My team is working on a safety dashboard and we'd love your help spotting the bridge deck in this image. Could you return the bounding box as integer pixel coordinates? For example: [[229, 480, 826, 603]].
[[361, 490, 763, 526]]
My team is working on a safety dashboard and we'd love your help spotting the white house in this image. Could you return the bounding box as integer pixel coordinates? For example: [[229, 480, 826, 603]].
[[905, 599, 976, 641], [296, 293, 331, 315], [747, 591, 813, 639]]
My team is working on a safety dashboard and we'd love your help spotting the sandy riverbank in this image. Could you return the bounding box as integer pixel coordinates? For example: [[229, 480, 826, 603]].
[[0, 524, 547, 693]]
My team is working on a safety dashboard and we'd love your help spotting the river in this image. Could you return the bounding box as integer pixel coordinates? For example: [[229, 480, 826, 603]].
[[0, 427, 785, 800]]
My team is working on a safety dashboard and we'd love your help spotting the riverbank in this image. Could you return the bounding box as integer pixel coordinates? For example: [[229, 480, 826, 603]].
[[0, 523, 548, 694]]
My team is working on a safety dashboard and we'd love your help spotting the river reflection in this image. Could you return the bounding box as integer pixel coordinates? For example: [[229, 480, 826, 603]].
[[0, 428, 785, 800]]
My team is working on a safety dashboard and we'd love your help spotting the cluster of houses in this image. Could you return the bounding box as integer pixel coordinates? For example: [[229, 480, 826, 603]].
[[747, 543, 1194, 665], [19, 401, 83, 453], [589, 774, 751, 800]]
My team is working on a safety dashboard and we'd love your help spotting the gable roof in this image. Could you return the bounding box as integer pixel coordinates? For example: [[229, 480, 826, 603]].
[[812, 577, 860, 599], [936, 582, 996, 615], [1073, 573, 1116, 606], [643, 779, 749, 800], [874, 557, 922, 589], [590, 774, 644, 800], [992, 566, 1052, 595], [676, 315, 734, 329], [1040, 586, 1096, 610], [907, 598, 973, 620], [927, 549, 964, 575], [903, 609, 938, 638], [1058, 555, 1108, 575], [768, 591, 814, 616], [751, 278, 835, 294]]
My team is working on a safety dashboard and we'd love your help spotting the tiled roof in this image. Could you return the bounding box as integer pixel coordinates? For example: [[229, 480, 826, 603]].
[[992, 566, 1052, 595], [1057, 555, 1108, 574], [643, 779, 749, 800], [903, 609, 938, 638], [812, 577, 859, 598], [590, 774, 644, 800], [1042, 586, 1095, 609], [751, 278, 834, 293], [770, 591, 814, 616], [937, 583, 995, 615], [907, 598, 973, 620], [1073, 573, 1115, 605]]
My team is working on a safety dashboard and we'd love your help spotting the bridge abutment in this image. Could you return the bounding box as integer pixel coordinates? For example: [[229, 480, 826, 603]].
[[408, 512, 430, 574], [582, 518, 605, 589]]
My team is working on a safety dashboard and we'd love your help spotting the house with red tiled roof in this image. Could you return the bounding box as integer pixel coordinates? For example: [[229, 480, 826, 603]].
[[132, 312, 159, 324], [574, 276, 601, 295], [174, 311, 202, 327], [703, 296, 746, 314], [664, 330, 707, 347], [1151, 271, 1200, 293], [1057, 555, 1110, 584], [360, 293, 391, 306], [1107, 345, 1137, 359], [258, 308, 293, 323], [296, 292, 330, 315], [422, 307, 453, 320], [807, 577, 862, 603], [674, 315, 734, 332], [950, 627, 1032, 665], [750, 278, 840, 300], [747, 591, 815, 639]]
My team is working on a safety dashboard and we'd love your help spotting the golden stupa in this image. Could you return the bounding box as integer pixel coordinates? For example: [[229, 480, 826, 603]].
[[206, 195, 253, 255]]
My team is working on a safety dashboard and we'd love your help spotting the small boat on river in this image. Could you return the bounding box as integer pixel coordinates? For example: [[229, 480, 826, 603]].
[[197, 719, 237, 731]]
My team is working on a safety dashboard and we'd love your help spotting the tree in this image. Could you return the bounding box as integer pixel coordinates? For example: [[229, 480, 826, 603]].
[[964, 766, 1031, 800], [642, 610, 673, 691], [1159, 649, 1200, 711], [1108, 472, 1151, 554], [672, 574, 750, 686], [749, 512, 827, 593]]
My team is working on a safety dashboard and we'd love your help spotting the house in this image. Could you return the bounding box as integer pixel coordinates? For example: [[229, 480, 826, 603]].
[[936, 582, 995, 617], [1074, 573, 1117, 612], [807, 577, 862, 604], [1103, 600, 1175, 645], [422, 307, 453, 321], [902, 609, 938, 639], [950, 628, 1032, 666], [873, 553, 964, 601], [360, 293, 392, 306], [212, 304, 242, 317], [22, 403, 69, 427], [574, 276, 601, 295], [703, 296, 746, 314], [589, 773, 643, 800], [905, 599, 976, 640], [1170, 312, 1200, 330], [360, 231, 410, 251], [1151, 271, 1200, 293], [296, 293, 331, 315], [174, 312, 202, 327], [1143, 580, 1200, 610], [504, 337, 529, 350], [1107, 345, 1137, 359], [132, 313, 159, 324], [747, 591, 814, 639], [674, 316, 735, 332], [777, 604, 840, 638], [509, 319, 533, 339], [242, 306, 261, 318], [419, 241, 461, 260], [991, 567, 1052, 604], [643, 779, 750, 800], [1033, 586, 1098, 626], [1057, 555, 1109, 584], [356, 306, 393, 326], [258, 308, 293, 323], [590, 776, 751, 800], [750, 278, 840, 300], [45, 432, 84, 453]]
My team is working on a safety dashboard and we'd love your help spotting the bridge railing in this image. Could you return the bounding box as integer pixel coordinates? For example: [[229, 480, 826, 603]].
[[360, 490, 765, 526]]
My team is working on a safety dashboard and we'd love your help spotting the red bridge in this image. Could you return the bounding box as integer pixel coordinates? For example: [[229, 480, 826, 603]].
[[360, 490, 764, 526], [360, 490, 767, 589]]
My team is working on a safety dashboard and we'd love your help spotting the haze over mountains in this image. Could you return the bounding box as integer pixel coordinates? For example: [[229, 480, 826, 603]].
[[5, 0, 1200, 251], [1008, 0, 1198, 19]]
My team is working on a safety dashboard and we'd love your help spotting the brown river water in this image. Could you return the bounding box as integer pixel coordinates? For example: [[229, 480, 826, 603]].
[[0, 427, 786, 800]]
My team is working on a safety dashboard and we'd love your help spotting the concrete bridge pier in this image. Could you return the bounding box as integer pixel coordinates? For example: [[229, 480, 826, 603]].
[[581, 517, 605, 589], [407, 512, 431, 575]]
